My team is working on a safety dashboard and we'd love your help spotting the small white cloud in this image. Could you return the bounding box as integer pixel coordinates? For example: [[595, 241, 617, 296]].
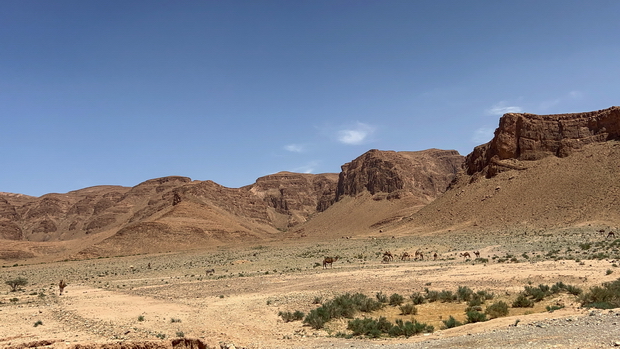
[[284, 144, 304, 153], [487, 102, 523, 115], [337, 122, 375, 145], [472, 127, 495, 144], [291, 161, 319, 174], [568, 90, 583, 99]]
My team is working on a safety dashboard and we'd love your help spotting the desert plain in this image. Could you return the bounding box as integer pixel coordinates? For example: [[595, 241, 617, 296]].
[[3, 227, 620, 349]]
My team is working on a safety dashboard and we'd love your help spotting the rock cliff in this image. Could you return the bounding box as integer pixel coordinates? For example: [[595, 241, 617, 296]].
[[337, 149, 464, 203], [467, 106, 620, 177]]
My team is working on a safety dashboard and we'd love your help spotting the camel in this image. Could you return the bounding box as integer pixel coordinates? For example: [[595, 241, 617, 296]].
[[59, 280, 67, 296], [382, 255, 391, 263], [206, 268, 215, 275], [323, 256, 339, 269], [473, 251, 480, 258], [414, 250, 423, 260], [460, 252, 471, 259], [608, 231, 616, 239], [383, 251, 394, 262], [401, 252, 411, 261], [433, 252, 438, 261]]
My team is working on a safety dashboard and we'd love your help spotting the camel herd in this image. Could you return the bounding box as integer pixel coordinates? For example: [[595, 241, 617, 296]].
[[320, 248, 488, 270]]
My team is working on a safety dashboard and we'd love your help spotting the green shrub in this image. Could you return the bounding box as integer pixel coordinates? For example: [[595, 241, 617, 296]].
[[546, 304, 564, 312], [579, 243, 591, 250], [376, 292, 388, 303], [512, 294, 534, 308], [388, 319, 433, 338], [607, 269, 614, 275], [580, 278, 620, 309], [565, 284, 583, 296], [175, 331, 184, 338], [442, 315, 463, 329], [138, 315, 145, 322], [389, 293, 405, 306], [399, 303, 417, 315], [348, 317, 433, 338], [410, 292, 425, 305], [438, 290, 457, 303], [278, 310, 305, 322], [424, 289, 440, 302], [485, 301, 509, 319], [33, 320, 43, 327], [523, 284, 550, 302], [303, 293, 384, 329], [347, 317, 392, 338], [477, 290, 495, 300], [456, 286, 474, 302], [465, 310, 487, 323]]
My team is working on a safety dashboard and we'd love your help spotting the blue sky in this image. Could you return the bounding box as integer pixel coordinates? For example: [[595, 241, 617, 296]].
[[2, 1, 620, 196]]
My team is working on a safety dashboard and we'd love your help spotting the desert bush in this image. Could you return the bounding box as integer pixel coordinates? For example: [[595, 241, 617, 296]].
[[347, 317, 392, 338], [278, 310, 305, 322], [607, 269, 614, 275], [442, 315, 463, 329], [175, 331, 184, 338], [376, 292, 388, 303], [456, 286, 474, 302], [389, 293, 404, 306], [33, 320, 43, 327], [476, 290, 495, 300], [466, 310, 487, 323], [524, 284, 550, 302], [580, 278, 620, 309], [388, 319, 433, 338], [170, 318, 182, 323], [468, 296, 483, 308], [347, 317, 433, 338], [546, 304, 564, 312], [5, 277, 28, 292], [410, 292, 425, 305], [565, 284, 583, 296], [438, 290, 457, 303], [399, 303, 417, 315], [485, 301, 509, 318], [424, 289, 440, 302], [303, 293, 384, 329], [512, 294, 534, 308], [138, 315, 145, 322]]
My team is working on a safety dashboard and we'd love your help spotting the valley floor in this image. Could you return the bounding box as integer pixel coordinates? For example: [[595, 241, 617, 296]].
[[1, 229, 619, 348]]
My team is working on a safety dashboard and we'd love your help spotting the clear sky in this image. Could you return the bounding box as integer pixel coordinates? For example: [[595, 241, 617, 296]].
[[2, 1, 620, 196]]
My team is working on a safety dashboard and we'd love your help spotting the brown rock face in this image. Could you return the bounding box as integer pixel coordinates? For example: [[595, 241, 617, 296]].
[[467, 106, 620, 177], [336, 149, 464, 203], [247, 172, 339, 227]]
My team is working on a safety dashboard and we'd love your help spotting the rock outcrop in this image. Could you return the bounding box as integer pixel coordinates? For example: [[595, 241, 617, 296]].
[[336, 149, 464, 203], [467, 106, 620, 177]]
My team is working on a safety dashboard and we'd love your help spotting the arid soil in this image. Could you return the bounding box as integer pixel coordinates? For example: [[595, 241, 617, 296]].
[[2, 229, 620, 349]]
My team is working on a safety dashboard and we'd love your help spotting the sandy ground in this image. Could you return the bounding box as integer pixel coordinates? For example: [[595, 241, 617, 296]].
[[1, 234, 619, 348]]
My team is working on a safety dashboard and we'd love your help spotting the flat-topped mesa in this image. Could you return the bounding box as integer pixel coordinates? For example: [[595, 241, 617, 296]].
[[466, 106, 620, 177]]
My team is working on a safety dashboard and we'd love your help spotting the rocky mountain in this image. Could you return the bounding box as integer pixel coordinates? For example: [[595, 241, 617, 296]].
[[397, 106, 620, 234], [466, 106, 620, 178], [0, 148, 463, 259]]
